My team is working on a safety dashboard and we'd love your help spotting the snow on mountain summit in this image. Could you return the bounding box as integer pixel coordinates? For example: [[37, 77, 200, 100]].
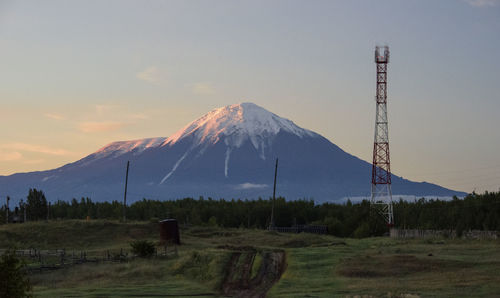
[[157, 102, 317, 181], [164, 102, 315, 149], [92, 137, 166, 159]]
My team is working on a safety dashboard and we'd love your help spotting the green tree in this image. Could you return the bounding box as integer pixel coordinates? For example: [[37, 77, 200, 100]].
[[26, 189, 47, 221]]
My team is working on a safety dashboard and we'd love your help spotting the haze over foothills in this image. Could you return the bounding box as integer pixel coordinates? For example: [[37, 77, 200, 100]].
[[0, 0, 499, 195]]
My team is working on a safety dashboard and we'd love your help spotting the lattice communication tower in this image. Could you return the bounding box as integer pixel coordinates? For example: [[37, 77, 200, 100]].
[[371, 45, 394, 226]]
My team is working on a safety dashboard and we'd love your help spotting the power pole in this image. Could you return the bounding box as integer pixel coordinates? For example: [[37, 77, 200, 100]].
[[269, 158, 278, 229], [5, 196, 9, 224], [23, 202, 27, 223], [123, 161, 130, 222], [47, 202, 50, 221], [371, 45, 394, 227]]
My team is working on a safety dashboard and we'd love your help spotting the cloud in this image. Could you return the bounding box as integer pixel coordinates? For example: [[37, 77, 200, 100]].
[[78, 121, 126, 133], [136, 66, 163, 84], [22, 159, 46, 165], [0, 151, 22, 161], [0, 143, 70, 156], [93, 105, 148, 121], [95, 104, 119, 114], [129, 113, 149, 120], [44, 113, 65, 120], [234, 183, 268, 190], [192, 82, 216, 95], [465, 0, 500, 7]]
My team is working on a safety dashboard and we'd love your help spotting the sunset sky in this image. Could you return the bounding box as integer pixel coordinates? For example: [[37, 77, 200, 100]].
[[1, 0, 499, 194]]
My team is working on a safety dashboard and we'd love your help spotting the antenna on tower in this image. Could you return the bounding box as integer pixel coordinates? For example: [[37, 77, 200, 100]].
[[371, 45, 394, 227]]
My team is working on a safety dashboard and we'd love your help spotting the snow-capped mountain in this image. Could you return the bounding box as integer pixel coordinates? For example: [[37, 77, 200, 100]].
[[165, 102, 315, 147], [0, 103, 466, 203], [161, 102, 316, 182]]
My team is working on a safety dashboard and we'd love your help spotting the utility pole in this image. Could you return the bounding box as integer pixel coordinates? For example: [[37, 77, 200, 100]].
[[269, 158, 278, 229], [47, 202, 50, 221], [123, 161, 130, 222], [371, 45, 394, 227], [5, 196, 9, 224], [23, 202, 27, 223]]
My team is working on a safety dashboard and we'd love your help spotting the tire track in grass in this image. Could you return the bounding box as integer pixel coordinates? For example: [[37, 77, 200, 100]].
[[221, 247, 286, 298]]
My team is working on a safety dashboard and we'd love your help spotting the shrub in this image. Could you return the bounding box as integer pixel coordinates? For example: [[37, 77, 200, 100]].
[[0, 249, 32, 298], [130, 240, 155, 257], [352, 222, 371, 238], [208, 216, 218, 227]]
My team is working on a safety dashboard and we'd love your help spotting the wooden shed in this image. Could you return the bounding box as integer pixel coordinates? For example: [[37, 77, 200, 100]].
[[159, 219, 180, 245]]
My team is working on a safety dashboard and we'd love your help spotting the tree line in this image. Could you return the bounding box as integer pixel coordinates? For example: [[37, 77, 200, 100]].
[[1, 188, 499, 237]]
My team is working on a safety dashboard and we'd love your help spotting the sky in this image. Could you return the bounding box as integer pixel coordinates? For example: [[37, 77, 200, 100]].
[[0, 0, 499, 194]]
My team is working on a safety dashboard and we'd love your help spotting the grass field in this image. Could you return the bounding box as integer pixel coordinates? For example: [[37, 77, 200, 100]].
[[1, 220, 499, 297]]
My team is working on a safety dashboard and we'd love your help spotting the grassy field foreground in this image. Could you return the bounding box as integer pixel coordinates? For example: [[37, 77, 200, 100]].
[[1, 220, 499, 297]]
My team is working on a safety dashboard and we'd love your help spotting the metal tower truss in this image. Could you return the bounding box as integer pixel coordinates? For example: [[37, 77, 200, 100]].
[[371, 45, 394, 226]]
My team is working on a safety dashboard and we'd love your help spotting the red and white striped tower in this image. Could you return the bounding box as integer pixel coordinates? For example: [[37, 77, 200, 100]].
[[371, 45, 394, 226]]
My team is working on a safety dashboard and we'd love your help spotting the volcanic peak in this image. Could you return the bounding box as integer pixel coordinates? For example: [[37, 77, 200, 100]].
[[163, 102, 315, 149]]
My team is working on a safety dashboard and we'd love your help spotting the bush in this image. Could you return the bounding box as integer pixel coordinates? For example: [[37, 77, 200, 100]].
[[352, 222, 371, 238], [130, 240, 155, 257], [208, 216, 218, 227], [0, 249, 32, 298], [322, 216, 344, 236]]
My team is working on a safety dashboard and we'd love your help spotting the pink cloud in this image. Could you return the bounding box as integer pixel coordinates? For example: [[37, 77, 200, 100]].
[[136, 66, 163, 84], [78, 121, 126, 133], [44, 113, 66, 120], [0, 151, 22, 161], [0, 143, 70, 156]]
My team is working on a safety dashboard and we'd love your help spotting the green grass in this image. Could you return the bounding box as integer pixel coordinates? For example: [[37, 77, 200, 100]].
[[0, 220, 158, 251], [250, 252, 262, 280], [271, 237, 500, 297], [1, 220, 499, 297], [31, 258, 217, 297]]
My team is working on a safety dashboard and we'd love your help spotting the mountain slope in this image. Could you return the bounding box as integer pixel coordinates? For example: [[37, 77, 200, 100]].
[[0, 103, 466, 203]]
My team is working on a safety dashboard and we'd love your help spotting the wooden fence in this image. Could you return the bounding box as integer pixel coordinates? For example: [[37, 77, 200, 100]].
[[390, 228, 499, 239], [0, 246, 177, 273], [269, 225, 328, 234]]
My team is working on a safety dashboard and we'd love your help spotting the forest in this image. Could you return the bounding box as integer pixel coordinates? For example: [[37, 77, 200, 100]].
[[1, 189, 499, 237]]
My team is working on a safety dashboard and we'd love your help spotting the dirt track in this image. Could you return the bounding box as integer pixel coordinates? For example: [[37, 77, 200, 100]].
[[221, 248, 286, 298]]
